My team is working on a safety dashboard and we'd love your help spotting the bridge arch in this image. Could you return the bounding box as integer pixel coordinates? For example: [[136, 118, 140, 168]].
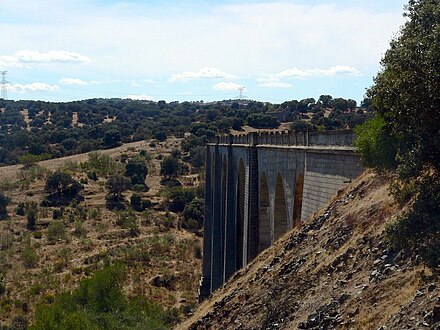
[[236, 158, 245, 269], [274, 173, 288, 241], [258, 172, 270, 252]]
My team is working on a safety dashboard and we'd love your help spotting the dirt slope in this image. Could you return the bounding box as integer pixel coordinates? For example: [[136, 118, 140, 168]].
[[179, 172, 440, 329]]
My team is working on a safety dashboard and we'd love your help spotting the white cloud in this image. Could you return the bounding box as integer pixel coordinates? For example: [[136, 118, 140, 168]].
[[257, 77, 292, 88], [7, 82, 60, 93], [169, 67, 237, 82], [15, 50, 90, 63], [0, 50, 90, 68], [126, 94, 153, 100], [275, 65, 361, 79], [214, 82, 243, 91], [60, 77, 89, 85], [259, 81, 293, 88]]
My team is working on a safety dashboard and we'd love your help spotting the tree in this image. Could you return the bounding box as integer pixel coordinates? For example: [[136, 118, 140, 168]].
[[125, 159, 148, 185], [160, 156, 182, 180], [45, 171, 83, 198], [367, 0, 440, 179], [154, 131, 167, 142], [106, 175, 130, 198], [44, 171, 83, 206], [364, 0, 440, 267], [0, 192, 11, 220], [291, 120, 314, 132], [318, 95, 333, 108], [103, 129, 122, 148], [246, 113, 280, 129]]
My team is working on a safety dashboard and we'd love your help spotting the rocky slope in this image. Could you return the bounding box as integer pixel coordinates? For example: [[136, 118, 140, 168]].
[[178, 172, 440, 329]]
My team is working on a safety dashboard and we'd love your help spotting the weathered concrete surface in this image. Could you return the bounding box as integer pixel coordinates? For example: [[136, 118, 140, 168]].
[[200, 130, 363, 300]]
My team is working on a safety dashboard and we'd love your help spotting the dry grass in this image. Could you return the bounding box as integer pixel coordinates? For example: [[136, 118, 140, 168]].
[[0, 137, 202, 327]]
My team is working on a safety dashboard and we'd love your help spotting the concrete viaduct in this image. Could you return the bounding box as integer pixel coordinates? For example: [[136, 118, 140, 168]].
[[199, 130, 363, 300]]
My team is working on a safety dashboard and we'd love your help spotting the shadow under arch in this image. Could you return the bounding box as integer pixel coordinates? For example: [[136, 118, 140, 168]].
[[274, 173, 288, 241], [236, 158, 245, 269], [259, 172, 271, 252]]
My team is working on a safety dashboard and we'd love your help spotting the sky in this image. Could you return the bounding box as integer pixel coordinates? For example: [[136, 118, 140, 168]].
[[0, 0, 408, 104]]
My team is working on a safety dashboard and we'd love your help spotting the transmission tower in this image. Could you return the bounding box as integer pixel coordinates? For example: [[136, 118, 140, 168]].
[[237, 86, 245, 99], [1, 71, 8, 100]]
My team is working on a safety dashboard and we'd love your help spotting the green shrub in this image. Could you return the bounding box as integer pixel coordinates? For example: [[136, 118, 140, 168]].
[[31, 263, 171, 330], [116, 211, 139, 236], [81, 152, 122, 178], [182, 197, 204, 230], [385, 176, 440, 268], [22, 247, 39, 268], [47, 222, 67, 243], [25, 201, 38, 230], [354, 116, 398, 171]]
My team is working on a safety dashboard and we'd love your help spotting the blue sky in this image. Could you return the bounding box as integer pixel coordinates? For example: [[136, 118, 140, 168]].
[[0, 0, 407, 104]]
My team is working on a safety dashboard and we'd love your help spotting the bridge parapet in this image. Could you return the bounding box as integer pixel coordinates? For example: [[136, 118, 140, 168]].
[[214, 129, 355, 147]]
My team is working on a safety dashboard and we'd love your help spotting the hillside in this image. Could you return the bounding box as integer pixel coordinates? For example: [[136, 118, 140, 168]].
[[0, 137, 202, 328], [179, 171, 440, 329]]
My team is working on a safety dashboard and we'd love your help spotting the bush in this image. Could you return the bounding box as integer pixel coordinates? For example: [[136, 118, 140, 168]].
[[130, 194, 144, 212], [163, 187, 200, 213], [25, 201, 38, 230], [385, 176, 440, 268], [82, 152, 122, 178], [16, 202, 25, 216], [182, 197, 204, 230], [52, 208, 64, 220], [116, 210, 139, 236], [31, 263, 171, 329], [22, 246, 39, 268], [47, 222, 67, 243], [0, 192, 11, 220], [354, 116, 398, 171], [44, 171, 83, 206]]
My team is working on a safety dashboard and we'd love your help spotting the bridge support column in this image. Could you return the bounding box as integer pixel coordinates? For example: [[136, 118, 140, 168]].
[[211, 145, 224, 292], [224, 140, 237, 280], [247, 137, 259, 263]]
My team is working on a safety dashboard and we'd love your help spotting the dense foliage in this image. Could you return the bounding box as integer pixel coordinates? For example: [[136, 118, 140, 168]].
[[0, 97, 369, 167], [359, 0, 440, 267]]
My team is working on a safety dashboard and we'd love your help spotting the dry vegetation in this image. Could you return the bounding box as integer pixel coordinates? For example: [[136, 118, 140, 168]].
[[0, 137, 202, 328]]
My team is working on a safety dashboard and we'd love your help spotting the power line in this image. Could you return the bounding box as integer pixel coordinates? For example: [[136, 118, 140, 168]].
[[1, 71, 8, 100]]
